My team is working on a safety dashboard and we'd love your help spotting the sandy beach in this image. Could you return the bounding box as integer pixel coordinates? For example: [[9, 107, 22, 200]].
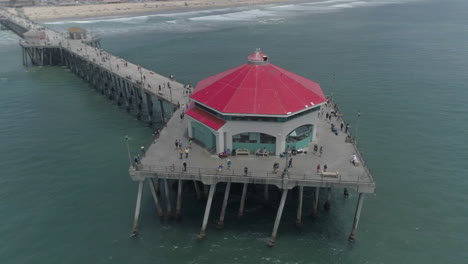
[[8, 0, 320, 21]]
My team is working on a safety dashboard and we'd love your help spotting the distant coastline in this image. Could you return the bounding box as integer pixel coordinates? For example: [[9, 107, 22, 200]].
[[6, 0, 323, 22]]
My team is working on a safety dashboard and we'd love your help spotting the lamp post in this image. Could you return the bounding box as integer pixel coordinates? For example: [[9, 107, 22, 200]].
[[169, 84, 173, 104], [354, 110, 361, 146], [125, 135, 132, 167], [331, 72, 335, 105]]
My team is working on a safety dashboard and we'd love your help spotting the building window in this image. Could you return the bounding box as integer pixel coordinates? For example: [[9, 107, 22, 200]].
[[287, 125, 312, 143], [260, 133, 276, 144]]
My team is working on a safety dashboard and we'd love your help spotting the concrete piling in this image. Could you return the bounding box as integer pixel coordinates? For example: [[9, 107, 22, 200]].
[[348, 193, 365, 242], [217, 182, 231, 229], [131, 180, 144, 237], [163, 179, 173, 220], [268, 189, 288, 247], [237, 183, 248, 219], [295, 186, 304, 228], [193, 180, 202, 200], [175, 179, 183, 220], [312, 186, 319, 217], [198, 183, 216, 240], [148, 178, 164, 218], [324, 187, 332, 211]]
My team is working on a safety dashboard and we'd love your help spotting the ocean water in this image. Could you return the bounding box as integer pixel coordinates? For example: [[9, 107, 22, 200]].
[[1, 0, 468, 263]]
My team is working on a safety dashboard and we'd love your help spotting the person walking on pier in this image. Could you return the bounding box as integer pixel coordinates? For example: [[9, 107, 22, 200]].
[[316, 164, 321, 173], [323, 164, 328, 172], [227, 159, 231, 170], [179, 148, 183, 159], [185, 147, 190, 158], [178, 140, 183, 149], [319, 146, 323, 157], [345, 123, 350, 133], [183, 162, 187, 172], [288, 157, 293, 168], [340, 121, 344, 131], [175, 140, 179, 149]]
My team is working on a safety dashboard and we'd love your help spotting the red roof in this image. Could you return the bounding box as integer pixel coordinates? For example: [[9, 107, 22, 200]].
[[186, 104, 226, 131], [190, 51, 326, 116]]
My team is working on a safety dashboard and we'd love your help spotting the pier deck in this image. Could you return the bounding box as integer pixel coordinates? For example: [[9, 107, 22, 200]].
[[133, 103, 375, 193], [0, 9, 187, 106]]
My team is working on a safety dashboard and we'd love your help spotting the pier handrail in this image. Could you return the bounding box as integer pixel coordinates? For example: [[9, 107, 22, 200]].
[[135, 164, 374, 186]]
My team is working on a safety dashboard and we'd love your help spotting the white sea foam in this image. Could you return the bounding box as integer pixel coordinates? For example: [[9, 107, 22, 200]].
[[189, 9, 277, 21], [41, 0, 417, 36]]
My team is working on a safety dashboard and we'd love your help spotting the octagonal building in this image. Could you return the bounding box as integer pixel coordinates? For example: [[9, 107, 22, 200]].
[[186, 50, 326, 155]]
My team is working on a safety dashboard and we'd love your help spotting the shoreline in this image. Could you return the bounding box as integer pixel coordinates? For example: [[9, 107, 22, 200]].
[[7, 0, 321, 22]]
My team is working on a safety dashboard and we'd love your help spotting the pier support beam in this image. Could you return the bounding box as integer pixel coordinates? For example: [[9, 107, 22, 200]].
[[148, 178, 164, 218], [217, 182, 231, 229], [268, 189, 288, 247], [349, 193, 365, 242], [311, 187, 319, 217], [198, 183, 216, 240], [203, 184, 209, 200], [175, 179, 183, 220], [295, 186, 304, 228], [193, 180, 202, 200], [159, 99, 166, 126], [237, 183, 248, 219], [163, 179, 173, 220], [131, 180, 144, 237], [145, 92, 153, 125], [324, 187, 332, 211]]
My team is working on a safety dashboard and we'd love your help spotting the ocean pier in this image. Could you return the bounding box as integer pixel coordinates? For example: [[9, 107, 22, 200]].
[[1, 9, 376, 247]]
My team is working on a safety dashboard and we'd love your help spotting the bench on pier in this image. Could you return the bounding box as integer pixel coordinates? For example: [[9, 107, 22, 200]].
[[235, 149, 250, 155], [321, 171, 340, 178]]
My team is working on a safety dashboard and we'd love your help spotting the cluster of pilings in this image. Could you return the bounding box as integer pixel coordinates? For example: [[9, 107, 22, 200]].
[[130, 176, 365, 247], [60, 49, 172, 126], [18, 42, 172, 127]]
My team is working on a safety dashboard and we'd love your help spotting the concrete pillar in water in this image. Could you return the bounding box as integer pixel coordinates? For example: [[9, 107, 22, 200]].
[[217, 182, 231, 229], [264, 184, 269, 201], [40, 48, 43, 66], [21, 47, 25, 66], [237, 183, 248, 219], [193, 180, 202, 200], [159, 99, 166, 126], [155, 178, 160, 196], [311, 186, 319, 217], [148, 178, 164, 218], [175, 179, 183, 220], [145, 92, 153, 125], [203, 184, 209, 200], [295, 186, 304, 228], [324, 187, 332, 211], [130, 180, 144, 237], [348, 193, 365, 242], [164, 179, 173, 220], [344, 188, 349, 198], [198, 183, 216, 240], [268, 188, 288, 247], [119, 78, 129, 111]]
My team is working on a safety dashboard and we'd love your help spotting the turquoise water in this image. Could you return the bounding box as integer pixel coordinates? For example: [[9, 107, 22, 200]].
[[1, 0, 468, 263]]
